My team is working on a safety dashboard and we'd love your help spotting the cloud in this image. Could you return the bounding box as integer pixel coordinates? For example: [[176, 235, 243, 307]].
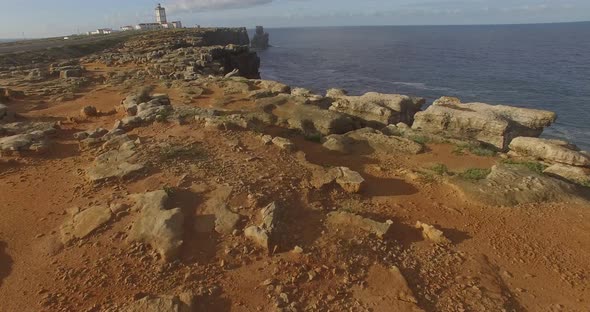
[[166, 0, 273, 12]]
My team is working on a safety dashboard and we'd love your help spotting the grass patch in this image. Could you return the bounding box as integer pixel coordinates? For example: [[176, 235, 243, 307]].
[[430, 164, 449, 176], [580, 180, 590, 188], [453, 143, 496, 157], [459, 168, 491, 181], [159, 144, 205, 161], [501, 160, 546, 174], [410, 135, 430, 145]]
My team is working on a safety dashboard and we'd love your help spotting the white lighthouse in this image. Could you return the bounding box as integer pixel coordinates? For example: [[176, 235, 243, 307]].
[[156, 3, 167, 24]]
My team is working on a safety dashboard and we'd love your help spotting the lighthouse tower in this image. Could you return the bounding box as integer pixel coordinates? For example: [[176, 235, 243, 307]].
[[156, 3, 167, 24]]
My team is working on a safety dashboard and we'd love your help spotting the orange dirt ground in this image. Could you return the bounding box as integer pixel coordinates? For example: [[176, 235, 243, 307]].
[[0, 66, 589, 312]]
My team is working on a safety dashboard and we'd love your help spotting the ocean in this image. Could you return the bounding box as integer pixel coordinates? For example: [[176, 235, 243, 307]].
[[253, 23, 590, 151]]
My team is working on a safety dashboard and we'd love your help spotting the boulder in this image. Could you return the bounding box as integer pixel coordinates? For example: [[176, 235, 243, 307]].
[[244, 202, 281, 250], [335, 167, 366, 193], [214, 205, 241, 235], [273, 103, 356, 136], [509, 137, 590, 167], [412, 97, 557, 150], [60, 205, 112, 243], [0, 131, 51, 155], [329, 92, 424, 127], [544, 164, 590, 185], [128, 190, 184, 261], [311, 166, 365, 193], [451, 164, 590, 206], [272, 137, 294, 151], [326, 211, 393, 239], [415, 222, 450, 244]]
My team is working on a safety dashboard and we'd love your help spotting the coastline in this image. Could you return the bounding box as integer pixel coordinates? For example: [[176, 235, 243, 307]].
[[0, 27, 589, 311]]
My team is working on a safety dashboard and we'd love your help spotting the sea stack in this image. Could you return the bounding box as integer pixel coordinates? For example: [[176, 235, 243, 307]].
[[251, 25, 270, 50]]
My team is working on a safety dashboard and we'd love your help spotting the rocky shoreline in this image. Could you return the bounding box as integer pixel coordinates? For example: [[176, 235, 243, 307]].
[[0, 28, 589, 311]]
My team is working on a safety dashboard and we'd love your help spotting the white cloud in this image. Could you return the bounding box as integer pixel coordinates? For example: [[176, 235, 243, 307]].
[[166, 0, 273, 12]]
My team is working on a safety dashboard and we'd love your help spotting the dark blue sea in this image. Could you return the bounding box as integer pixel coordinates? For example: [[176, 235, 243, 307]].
[[253, 23, 590, 150]]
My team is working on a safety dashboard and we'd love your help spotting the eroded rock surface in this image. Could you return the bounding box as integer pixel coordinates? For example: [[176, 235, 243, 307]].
[[451, 164, 590, 206], [60, 206, 112, 243], [509, 137, 590, 167], [128, 190, 184, 261], [329, 91, 424, 127], [412, 97, 556, 150]]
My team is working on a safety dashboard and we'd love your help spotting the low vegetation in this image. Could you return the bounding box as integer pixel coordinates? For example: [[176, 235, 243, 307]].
[[459, 168, 491, 180], [410, 135, 431, 145], [501, 159, 546, 174], [453, 143, 497, 157], [430, 163, 449, 176]]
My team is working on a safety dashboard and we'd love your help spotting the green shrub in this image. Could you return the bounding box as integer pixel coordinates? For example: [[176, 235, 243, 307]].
[[304, 133, 323, 143], [453, 143, 496, 157], [459, 168, 491, 180], [580, 180, 590, 188], [501, 160, 546, 174], [430, 164, 449, 176]]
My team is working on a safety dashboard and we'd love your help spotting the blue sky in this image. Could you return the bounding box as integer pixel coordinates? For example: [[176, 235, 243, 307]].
[[2, 0, 590, 38]]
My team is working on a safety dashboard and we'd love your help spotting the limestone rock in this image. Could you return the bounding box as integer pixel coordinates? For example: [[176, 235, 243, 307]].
[[244, 202, 281, 250], [274, 103, 356, 136], [334, 167, 366, 193], [272, 137, 294, 151], [544, 164, 590, 184], [255, 80, 290, 94], [451, 164, 590, 206], [128, 190, 184, 261], [509, 137, 590, 167], [412, 97, 556, 150], [326, 211, 393, 238], [415, 221, 450, 244], [123, 293, 195, 312], [323, 128, 424, 155], [329, 92, 424, 127], [214, 205, 241, 235], [86, 147, 144, 182], [60, 205, 112, 243]]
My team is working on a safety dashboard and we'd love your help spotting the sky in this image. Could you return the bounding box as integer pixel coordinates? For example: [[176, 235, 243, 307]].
[[1, 0, 590, 38]]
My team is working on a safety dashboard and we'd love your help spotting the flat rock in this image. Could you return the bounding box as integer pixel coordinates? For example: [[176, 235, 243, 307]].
[[86, 147, 144, 181], [60, 205, 112, 243], [412, 97, 556, 150], [544, 164, 590, 184], [128, 190, 184, 261], [451, 164, 590, 206], [509, 137, 590, 167], [214, 205, 241, 235], [327, 211, 392, 238]]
